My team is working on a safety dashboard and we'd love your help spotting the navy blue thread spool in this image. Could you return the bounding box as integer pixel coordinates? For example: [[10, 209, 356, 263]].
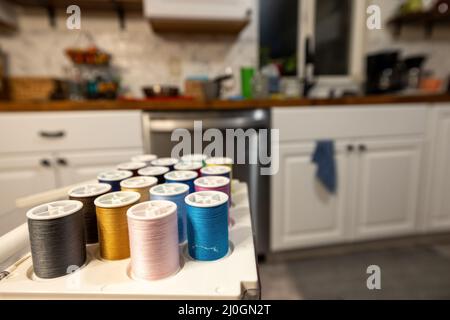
[[97, 170, 133, 192], [137, 166, 169, 184], [131, 154, 157, 167], [117, 162, 147, 177], [151, 158, 179, 171], [164, 170, 198, 194], [200, 165, 231, 179], [185, 191, 229, 261], [150, 183, 190, 244]]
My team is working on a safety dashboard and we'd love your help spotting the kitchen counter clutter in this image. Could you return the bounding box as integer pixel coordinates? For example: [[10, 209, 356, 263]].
[[1, 94, 450, 112]]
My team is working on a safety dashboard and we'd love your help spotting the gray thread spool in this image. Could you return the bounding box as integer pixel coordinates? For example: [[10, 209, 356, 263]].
[[68, 183, 112, 244], [27, 200, 86, 279]]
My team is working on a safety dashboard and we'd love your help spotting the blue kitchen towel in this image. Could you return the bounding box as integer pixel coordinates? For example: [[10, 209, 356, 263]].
[[312, 140, 336, 193]]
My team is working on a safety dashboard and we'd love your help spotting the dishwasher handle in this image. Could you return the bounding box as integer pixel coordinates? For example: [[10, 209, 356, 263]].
[[148, 117, 265, 132]]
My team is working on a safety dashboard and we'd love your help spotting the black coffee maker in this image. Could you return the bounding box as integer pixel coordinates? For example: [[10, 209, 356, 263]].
[[365, 50, 404, 94]]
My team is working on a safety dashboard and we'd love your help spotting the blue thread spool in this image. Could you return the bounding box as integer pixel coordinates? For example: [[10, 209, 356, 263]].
[[97, 170, 133, 192], [200, 165, 231, 179], [151, 158, 179, 171], [185, 191, 229, 261], [150, 183, 189, 244], [164, 170, 198, 194], [138, 166, 169, 184]]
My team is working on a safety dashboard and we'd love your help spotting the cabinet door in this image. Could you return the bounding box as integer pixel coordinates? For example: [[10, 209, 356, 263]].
[[271, 141, 352, 251], [0, 154, 56, 217], [428, 107, 450, 230], [56, 149, 142, 186], [353, 138, 422, 239]]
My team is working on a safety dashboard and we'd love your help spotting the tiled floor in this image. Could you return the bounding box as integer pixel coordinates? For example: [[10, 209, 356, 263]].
[[259, 244, 450, 299]]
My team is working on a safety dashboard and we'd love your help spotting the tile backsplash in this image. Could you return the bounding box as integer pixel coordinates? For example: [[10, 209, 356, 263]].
[[0, 4, 258, 97]]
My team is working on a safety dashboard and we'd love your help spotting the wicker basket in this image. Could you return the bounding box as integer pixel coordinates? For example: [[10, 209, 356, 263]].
[[8, 77, 55, 101]]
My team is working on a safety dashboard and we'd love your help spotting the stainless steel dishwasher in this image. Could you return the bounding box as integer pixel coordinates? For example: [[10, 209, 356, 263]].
[[142, 109, 270, 256]]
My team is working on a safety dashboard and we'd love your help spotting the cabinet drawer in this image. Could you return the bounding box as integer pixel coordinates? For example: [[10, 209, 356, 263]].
[[0, 111, 143, 153], [272, 105, 427, 142]]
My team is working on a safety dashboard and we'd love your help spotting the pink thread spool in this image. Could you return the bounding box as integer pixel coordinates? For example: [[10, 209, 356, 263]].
[[194, 176, 232, 225], [127, 200, 180, 281]]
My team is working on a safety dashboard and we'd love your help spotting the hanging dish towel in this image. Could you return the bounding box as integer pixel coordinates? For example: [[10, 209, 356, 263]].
[[311, 140, 337, 193]]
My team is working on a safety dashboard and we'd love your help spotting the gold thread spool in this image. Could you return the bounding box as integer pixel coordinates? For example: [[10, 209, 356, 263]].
[[120, 176, 158, 203], [94, 191, 140, 260]]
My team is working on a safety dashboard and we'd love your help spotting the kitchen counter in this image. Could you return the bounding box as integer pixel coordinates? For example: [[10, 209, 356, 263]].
[[1, 94, 450, 112]]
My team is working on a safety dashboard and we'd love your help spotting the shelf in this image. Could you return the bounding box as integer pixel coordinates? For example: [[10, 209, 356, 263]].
[[388, 11, 450, 37]]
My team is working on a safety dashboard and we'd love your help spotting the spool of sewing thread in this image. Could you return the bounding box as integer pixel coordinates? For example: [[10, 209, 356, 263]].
[[95, 191, 140, 260], [120, 176, 158, 202], [200, 165, 231, 179], [127, 200, 180, 281], [131, 154, 157, 166], [194, 176, 231, 207], [27, 200, 86, 279], [138, 166, 169, 184], [68, 183, 112, 244], [150, 157, 179, 171], [97, 170, 133, 192], [150, 183, 189, 244], [174, 161, 203, 176], [181, 154, 207, 166], [164, 170, 198, 193], [117, 162, 147, 177], [185, 191, 229, 261], [205, 156, 233, 174]]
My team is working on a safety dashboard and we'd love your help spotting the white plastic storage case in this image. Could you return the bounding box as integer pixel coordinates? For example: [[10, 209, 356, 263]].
[[0, 181, 259, 299]]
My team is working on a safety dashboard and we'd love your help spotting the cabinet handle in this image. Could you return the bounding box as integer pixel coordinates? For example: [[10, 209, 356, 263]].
[[40, 159, 51, 167], [347, 145, 355, 152], [39, 130, 66, 139], [57, 158, 68, 166], [358, 144, 367, 152]]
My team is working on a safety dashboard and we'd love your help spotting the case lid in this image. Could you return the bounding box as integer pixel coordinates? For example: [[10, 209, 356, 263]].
[[181, 154, 207, 162], [164, 170, 198, 181], [127, 200, 176, 221], [137, 166, 169, 176], [150, 183, 189, 196], [151, 158, 179, 167], [117, 162, 147, 171], [120, 176, 158, 189], [200, 165, 231, 175], [68, 183, 111, 198], [205, 157, 233, 165], [97, 170, 133, 181], [185, 191, 229, 208], [27, 200, 83, 220], [131, 154, 157, 163], [174, 161, 203, 171], [194, 176, 230, 188], [94, 191, 140, 208]]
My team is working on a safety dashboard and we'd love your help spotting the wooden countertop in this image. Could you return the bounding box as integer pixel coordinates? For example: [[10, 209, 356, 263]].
[[1, 94, 450, 112]]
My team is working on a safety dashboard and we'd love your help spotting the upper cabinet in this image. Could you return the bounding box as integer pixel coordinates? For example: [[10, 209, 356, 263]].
[[143, 0, 252, 34]]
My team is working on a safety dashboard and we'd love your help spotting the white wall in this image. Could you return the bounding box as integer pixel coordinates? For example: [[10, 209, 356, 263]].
[[0, 3, 258, 97]]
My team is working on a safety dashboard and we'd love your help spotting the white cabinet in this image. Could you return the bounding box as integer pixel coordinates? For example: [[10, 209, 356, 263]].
[[271, 106, 427, 251], [271, 141, 352, 251], [425, 105, 450, 231], [353, 138, 422, 239]]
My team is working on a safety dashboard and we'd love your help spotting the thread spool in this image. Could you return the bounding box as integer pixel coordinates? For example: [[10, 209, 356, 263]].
[[131, 154, 157, 166], [68, 183, 112, 244], [164, 170, 198, 194], [174, 161, 203, 176], [151, 158, 179, 171], [117, 162, 147, 176], [185, 191, 229, 261], [27, 200, 86, 279], [120, 176, 158, 202], [95, 191, 140, 260], [200, 165, 231, 179], [137, 166, 169, 184], [181, 154, 207, 166], [98, 170, 133, 192], [127, 200, 180, 281], [150, 183, 189, 244], [205, 157, 233, 173], [194, 176, 231, 208]]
